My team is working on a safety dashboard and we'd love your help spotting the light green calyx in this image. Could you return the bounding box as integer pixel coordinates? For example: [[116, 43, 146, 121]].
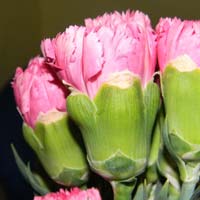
[[23, 111, 88, 186], [162, 64, 200, 156], [161, 56, 200, 185], [67, 71, 160, 181]]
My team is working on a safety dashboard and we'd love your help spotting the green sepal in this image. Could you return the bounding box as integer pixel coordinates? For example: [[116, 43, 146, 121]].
[[143, 80, 160, 184], [11, 144, 49, 195], [23, 114, 88, 186], [54, 167, 88, 186], [89, 151, 146, 181], [146, 116, 161, 183], [162, 118, 187, 181], [148, 114, 161, 166], [156, 111, 180, 190], [143, 80, 160, 144]]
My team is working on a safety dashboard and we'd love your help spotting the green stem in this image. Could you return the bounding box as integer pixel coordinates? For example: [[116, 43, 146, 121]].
[[168, 183, 180, 200], [111, 180, 136, 200], [179, 180, 198, 200]]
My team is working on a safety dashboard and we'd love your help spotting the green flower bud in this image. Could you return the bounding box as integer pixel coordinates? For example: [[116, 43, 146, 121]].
[[23, 110, 88, 186]]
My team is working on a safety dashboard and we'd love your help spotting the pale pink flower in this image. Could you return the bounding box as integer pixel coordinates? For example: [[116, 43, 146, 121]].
[[33, 187, 101, 200], [156, 17, 200, 71], [41, 10, 156, 98], [12, 56, 68, 128]]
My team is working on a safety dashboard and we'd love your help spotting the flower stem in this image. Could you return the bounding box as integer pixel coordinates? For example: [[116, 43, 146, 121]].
[[179, 180, 198, 200], [110, 180, 136, 200]]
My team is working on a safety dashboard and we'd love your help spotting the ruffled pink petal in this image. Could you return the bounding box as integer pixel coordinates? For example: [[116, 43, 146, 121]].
[[84, 10, 156, 97], [156, 17, 200, 71], [12, 56, 68, 128], [33, 188, 101, 200], [41, 10, 156, 98]]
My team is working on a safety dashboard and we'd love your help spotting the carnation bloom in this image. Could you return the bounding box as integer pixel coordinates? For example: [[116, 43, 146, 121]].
[[12, 56, 68, 128], [33, 187, 101, 200], [156, 17, 200, 71], [41, 10, 156, 98]]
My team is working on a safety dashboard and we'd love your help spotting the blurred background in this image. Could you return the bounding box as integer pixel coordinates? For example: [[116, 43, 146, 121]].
[[1, 0, 200, 199]]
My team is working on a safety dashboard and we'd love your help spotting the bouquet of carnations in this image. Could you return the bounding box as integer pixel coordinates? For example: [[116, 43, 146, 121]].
[[11, 10, 200, 200]]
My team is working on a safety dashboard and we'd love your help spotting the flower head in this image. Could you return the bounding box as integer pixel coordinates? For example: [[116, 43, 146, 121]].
[[34, 187, 101, 200], [12, 56, 68, 128], [42, 10, 156, 98], [156, 17, 200, 71]]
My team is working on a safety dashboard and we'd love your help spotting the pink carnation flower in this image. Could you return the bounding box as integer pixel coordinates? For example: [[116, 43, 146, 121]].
[[41, 10, 156, 98], [156, 17, 200, 71], [12, 56, 68, 128], [34, 187, 101, 200]]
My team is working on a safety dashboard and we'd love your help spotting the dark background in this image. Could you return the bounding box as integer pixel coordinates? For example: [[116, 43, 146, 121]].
[[1, 0, 200, 199]]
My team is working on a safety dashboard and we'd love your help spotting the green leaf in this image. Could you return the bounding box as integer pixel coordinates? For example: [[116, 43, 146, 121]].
[[11, 144, 49, 195], [155, 181, 169, 200], [133, 183, 147, 200], [190, 185, 200, 200], [157, 148, 180, 192], [179, 180, 198, 200], [163, 117, 200, 184]]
